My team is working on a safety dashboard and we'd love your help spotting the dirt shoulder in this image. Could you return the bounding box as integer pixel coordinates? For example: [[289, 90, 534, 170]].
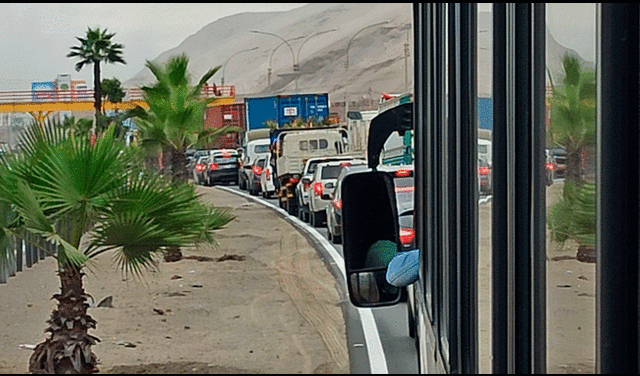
[[0, 186, 349, 374]]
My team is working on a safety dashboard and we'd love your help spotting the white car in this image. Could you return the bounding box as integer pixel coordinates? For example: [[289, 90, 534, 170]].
[[260, 153, 276, 198], [308, 159, 367, 227], [295, 155, 360, 222], [238, 138, 271, 192]]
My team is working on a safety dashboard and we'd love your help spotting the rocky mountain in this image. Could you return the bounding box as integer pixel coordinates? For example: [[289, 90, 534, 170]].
[[124, 3, 590, 107]]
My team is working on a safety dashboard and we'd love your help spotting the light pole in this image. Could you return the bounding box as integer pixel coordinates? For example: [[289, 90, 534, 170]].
[[344, 21, 390, 147], [222, 46, 258, 86], [269, 36, 306, 89], [250, 30, 298, 92], [296, 28, 338, 71]]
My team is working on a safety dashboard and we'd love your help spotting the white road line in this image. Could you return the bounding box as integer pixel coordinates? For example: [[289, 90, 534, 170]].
[[216, 186, 387, 374]]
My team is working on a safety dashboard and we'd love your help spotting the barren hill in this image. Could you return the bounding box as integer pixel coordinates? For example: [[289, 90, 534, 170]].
[[124, 4, 590, 108]]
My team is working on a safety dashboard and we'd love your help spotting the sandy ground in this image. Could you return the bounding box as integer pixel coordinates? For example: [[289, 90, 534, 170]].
[[0, 186, 349, 374], [477, 180, 596, 374]]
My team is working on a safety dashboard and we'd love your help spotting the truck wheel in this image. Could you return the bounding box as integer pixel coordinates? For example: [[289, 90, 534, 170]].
[[287, 198, 297, 216]]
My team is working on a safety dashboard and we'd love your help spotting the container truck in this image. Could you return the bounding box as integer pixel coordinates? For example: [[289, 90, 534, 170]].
[[204, 102, 245, 149], [243, 93, 330, 132]]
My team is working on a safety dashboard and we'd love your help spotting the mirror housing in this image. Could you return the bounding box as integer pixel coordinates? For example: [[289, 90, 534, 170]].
[[367, 102, 413, 170], [341, 170, 402, 307]]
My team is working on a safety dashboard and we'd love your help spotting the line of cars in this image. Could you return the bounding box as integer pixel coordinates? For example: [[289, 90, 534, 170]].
[[189, 148, 240, 186]]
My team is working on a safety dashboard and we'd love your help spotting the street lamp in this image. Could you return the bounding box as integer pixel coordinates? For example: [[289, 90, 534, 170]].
[[222, 46, 258, 86], [268, 36, 306, 88], [296, 29, 338, 69], [250, 30, 298, 92], [344, 21, 390, 147]]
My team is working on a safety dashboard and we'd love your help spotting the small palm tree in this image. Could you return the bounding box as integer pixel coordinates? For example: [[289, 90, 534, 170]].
[[135, 54, 241, 183], [548, 54, 596, 185], [67, 27, 126, 119], [0, 119, 234, 374]]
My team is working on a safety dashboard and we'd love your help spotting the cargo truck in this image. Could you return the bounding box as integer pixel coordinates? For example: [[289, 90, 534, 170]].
[[269, 125, 349, 215], [243, 93, 330, 133]]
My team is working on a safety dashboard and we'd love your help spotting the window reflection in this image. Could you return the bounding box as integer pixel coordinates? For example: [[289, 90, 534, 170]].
[[545, 3, 596, 373]]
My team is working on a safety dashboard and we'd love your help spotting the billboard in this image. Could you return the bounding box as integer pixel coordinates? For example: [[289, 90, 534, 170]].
[[31, 81, 56, 102], [56, 74, 72, 101]]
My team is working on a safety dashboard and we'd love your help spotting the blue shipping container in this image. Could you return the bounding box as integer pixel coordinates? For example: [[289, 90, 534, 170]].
[[478, 96, 493, 130], [244, 93, 329, 131]]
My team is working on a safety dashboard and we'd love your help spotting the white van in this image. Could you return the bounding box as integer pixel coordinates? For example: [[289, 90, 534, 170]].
[[238, 138, 271, 191]]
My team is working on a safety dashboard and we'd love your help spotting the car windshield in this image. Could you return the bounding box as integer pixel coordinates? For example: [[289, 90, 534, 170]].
[[321, 165, 344, 179], [255, 159, 266, 168]]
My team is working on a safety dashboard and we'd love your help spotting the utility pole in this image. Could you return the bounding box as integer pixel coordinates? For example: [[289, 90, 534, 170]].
[[404, 32, 410, 93]]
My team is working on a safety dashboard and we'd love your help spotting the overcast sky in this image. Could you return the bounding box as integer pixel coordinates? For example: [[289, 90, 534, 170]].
[[0, 3, 595, 92], [0, 3, 307, 91]]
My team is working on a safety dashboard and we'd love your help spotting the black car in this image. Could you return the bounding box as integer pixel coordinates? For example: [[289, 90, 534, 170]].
[[204, 149, 239, 186]]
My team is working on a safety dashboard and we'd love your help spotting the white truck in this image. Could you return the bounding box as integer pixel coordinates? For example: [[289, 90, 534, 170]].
[[269, 126, 349, 215]]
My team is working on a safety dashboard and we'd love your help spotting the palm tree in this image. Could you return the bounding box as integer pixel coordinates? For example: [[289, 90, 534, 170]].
[[135, 54, 242, 183], [67, 27, 126, 120], [0, 119, 234, 374], [548, 54, 596, 185]]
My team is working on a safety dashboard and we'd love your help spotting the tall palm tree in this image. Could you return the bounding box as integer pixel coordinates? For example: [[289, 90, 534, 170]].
[[548, 54, 596, 185], [67, 27, 126, 119], [135, 54, 242, 183], [0, 119, 234, 374]]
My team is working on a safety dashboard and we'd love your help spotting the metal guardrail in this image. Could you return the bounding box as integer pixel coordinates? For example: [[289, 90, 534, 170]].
[[0, 220, 68, 284], [0, 85, 236, 104], [0, 234, 56, 284]]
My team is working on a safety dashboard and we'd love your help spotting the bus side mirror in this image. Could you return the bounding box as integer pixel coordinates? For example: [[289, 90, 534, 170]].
[[341, 170, 402, 307]]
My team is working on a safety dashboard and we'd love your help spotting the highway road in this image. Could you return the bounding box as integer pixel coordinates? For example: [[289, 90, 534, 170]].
[[216, 184, 420, 374]]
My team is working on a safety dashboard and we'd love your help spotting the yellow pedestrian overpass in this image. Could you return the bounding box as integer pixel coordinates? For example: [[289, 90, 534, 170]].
[[0, 85, 237, 124]]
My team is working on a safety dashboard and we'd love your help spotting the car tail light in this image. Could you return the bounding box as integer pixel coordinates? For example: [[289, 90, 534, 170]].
[[478, 166, 491, 175], [333, 199, 342, 210], [340, 162, 351, 167], [209, 163, 219, 170], [313, 181, 323, 195], [395, 169, 412, 177], [545, 162, 555, 171], [395, 186, 415, 193], [399, 227, 415, 245], [195, 164, 206, 172], [265, 169, 271, 180], [253, 166, 263, 175], [290, 177, 299, 184]]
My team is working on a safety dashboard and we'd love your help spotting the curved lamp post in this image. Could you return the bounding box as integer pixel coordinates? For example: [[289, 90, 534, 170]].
[[251, 30, 298, 91], [296, 28, 338, 68], [344, 21, 390, 144], [222, 46, 258, 86], [269, 36, 306, 88]]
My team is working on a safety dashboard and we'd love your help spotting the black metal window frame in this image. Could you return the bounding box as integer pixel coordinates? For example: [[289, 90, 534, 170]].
[[413, 3, 478, 373], [415, 2, 640, 374]]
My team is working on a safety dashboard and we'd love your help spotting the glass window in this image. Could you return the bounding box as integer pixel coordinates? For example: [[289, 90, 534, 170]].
[[545, 3, 596, 374], [310, 140, 318, 150], [320, 165, 344, 179], [254, 144, 270, 153], [213, 155, 238, 163], [300, 140, 308, 150], [319, 139, 328, 149]]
